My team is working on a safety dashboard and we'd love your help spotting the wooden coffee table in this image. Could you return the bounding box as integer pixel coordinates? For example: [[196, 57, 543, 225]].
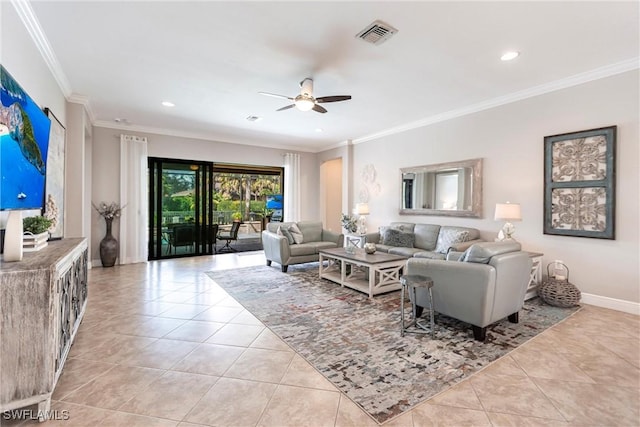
[[318, 247, 407, 298]]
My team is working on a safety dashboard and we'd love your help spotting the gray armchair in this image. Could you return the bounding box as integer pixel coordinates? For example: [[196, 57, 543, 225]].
[[405, 241, 532, 341]]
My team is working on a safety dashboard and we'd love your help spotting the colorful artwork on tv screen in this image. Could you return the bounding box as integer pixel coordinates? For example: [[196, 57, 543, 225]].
[[0, 65, 51, 210]]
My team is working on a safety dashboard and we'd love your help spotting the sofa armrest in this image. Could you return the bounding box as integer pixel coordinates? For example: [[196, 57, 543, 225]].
[[261, 230, 291, 264], [322, 229, 344, 246]]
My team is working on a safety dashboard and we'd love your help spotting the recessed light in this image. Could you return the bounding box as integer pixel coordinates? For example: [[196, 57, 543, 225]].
[[501, 51, 520, 61], [161, 101, 175, 107], [315, 128, 323, 133]]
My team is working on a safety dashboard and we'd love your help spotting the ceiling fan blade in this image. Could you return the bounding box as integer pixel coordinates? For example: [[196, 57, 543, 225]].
[[315, 95, 352, 103], [259, 92, 293, 100], [312, 104, 328, 114], [276, 104, 296, 112]]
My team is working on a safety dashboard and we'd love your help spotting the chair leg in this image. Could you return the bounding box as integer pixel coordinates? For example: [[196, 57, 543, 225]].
[[508, 312, 519, 323], [281, 265, 288, 272], [472, 326, 486, 342]]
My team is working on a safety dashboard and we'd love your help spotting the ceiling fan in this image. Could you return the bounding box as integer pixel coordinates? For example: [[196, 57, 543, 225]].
[[259, 78, 351, 113]]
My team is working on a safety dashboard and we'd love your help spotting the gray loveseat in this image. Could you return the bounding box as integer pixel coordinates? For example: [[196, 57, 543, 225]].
[[262, 221, 343, 272], [365, 222, 483, 259], [406, 241, 532, 341]]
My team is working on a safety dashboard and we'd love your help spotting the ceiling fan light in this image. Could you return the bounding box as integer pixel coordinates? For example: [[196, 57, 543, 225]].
[[295, 98, 315, 111]]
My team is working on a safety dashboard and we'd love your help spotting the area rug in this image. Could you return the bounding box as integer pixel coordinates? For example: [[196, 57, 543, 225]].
[[205, 263, 579, 423]]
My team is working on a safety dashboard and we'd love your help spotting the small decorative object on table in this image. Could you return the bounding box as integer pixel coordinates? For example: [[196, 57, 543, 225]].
[[93, 201, 125, 267], [364, 242, 376, 254], [539, 261, 581, 307], [22, 216, 53, 252], [340, 213, 358, 234], [44, 194, 60, 239]]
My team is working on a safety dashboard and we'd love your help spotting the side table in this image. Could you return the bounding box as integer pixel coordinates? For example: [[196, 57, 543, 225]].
[[400, 275, 435, 338], [345, 233, 366, 249], [525, 252, 543, 300]]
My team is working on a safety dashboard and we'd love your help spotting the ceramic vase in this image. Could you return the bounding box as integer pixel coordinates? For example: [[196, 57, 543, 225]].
[[99, 218, 119, 267]]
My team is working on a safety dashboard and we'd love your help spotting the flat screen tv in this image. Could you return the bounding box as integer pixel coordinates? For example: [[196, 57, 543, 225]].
[[0, 65, 51, 210]]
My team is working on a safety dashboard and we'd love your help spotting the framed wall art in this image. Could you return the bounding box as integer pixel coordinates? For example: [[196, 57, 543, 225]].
[[543, 126, 616, 239], [44, 107, 66, 240]]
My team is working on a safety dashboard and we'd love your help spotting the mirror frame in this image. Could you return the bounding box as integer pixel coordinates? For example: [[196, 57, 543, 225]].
[[399, 158, 483, 218]]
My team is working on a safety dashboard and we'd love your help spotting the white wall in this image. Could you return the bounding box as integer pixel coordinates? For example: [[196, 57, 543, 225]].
[[1, 2, 68, 227], [90, 127, 320, 263], [349, 70, 639, 308]]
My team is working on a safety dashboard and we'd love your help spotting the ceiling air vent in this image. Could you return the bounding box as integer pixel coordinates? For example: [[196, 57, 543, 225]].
[[356, 20, 398, 45]]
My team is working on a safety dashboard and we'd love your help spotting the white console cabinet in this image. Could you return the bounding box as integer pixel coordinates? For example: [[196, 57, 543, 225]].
[[1, 239, 88, 420]]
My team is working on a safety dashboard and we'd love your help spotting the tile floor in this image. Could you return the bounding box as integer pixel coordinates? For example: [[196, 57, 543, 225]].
[[4, 251, 639, 426]]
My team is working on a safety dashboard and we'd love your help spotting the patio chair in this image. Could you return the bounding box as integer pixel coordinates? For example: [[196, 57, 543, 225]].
[[217, 221, 241, 252], [167, 224, 195, 254]]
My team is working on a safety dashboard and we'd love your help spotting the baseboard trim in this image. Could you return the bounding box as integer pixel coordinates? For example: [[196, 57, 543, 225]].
[[581, 292, 640, 315]]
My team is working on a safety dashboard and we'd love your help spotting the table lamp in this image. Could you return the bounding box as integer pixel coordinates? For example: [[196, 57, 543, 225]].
[[354, 203, 370, 234], [494, 202, 521, 241]]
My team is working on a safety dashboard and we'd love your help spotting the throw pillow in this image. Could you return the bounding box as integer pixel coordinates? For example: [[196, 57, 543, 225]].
[[461, 245, 491, 264], [289, 223, 304, 244], [277, 226, 295, 245], [435, 229, 469, 254], [382, 228, 415, 248]]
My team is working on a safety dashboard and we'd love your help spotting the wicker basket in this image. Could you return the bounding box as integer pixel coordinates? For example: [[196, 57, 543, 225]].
[[539, 262, 581, 307]]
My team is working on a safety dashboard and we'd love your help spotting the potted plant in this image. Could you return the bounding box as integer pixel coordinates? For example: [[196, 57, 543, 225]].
[[23, 216, 53, 235], [231, 211, 243, 222], [23, 216, 53, 252]]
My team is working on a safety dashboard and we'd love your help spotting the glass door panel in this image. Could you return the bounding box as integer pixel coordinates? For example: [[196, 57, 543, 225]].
[[148, 158, 214, 260]]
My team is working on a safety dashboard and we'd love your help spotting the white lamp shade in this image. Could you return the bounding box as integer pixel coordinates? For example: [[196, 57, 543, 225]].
[[355, 203, 370, 215], [494, 203, 521, 221]]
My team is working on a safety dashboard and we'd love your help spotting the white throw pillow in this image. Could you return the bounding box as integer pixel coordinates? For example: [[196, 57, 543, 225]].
[[435, 229, 469, 254], [289, 223, 304, 244]]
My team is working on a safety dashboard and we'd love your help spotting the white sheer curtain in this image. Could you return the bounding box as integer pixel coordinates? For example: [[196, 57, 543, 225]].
[[119, 134, 148, 264], [283, 152, 301, 222]]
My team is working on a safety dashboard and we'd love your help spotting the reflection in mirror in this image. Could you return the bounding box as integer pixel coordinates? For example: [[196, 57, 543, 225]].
[[400, 158, 482, 218]]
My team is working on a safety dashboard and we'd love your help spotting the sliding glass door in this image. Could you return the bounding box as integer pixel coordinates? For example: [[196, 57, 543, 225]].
[[148, 158, 215, 259], [148, 159, 283, 260]]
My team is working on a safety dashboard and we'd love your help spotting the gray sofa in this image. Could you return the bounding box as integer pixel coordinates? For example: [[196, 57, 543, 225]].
[[406, 241, 533, 341], [262, 221, 343, 272], [365, 222, 483, 259]]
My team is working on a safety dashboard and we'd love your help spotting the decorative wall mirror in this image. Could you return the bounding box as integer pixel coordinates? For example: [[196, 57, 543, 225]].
[[400, 158, 483, 218]]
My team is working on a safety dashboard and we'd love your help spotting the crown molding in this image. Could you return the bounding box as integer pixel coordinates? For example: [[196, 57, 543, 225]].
[[352, 57, 640, 145], [11, 0, 72, 97], [92, 120, 319, 153], [67, 93, 97, 123]]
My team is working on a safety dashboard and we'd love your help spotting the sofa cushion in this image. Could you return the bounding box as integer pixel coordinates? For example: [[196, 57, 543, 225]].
[[413, 224, 441, 250], [435, 229, 469, 254], [462, 241, 522, 263], [310, 241, 338, 253], [297, 221, 323, 243], [388, 247, 422, 257], [388, 222, 416, 233], [289, 223, 304, 244], [277, 226, 295, 244], [382, 228, 415, 247], [289, 242, 316, 256]]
